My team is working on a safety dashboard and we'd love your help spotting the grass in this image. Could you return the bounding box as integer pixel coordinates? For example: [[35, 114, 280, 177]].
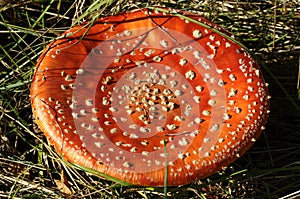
[[1, 0, 300, 198]]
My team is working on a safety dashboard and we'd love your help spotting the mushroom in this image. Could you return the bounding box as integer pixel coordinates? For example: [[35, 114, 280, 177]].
[[30, 7, 270, 186]]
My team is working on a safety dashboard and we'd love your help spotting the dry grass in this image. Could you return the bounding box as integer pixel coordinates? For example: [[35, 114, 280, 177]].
[[0, 0, 300, 198]]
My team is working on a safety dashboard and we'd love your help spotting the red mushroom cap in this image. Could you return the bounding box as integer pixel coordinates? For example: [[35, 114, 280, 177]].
[[30, 7, 270, 186]]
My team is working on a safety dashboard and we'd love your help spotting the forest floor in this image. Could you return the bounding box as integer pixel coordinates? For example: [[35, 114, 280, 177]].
[[0, 0, 300, 198]]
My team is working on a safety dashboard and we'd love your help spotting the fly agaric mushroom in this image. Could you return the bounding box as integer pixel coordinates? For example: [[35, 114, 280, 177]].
[[30, 7, 270, 186]]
